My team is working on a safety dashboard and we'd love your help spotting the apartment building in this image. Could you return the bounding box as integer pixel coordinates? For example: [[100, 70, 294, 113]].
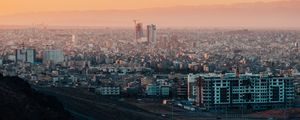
[[145, 84, 170, 96], [188, 73, 295, 112], [95, 86, 120, 95]]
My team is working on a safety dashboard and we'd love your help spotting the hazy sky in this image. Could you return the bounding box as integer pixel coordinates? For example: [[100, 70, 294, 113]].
[[0, 0, 281, 15]]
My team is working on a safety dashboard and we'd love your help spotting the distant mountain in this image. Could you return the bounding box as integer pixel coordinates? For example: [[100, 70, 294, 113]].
[[0, 0, 299, 28], [0, 75, 71, 120]]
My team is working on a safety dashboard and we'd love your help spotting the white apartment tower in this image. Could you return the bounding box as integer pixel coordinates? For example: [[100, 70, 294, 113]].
[[147, 24, 157, 47], [188, 73, 295, 112]]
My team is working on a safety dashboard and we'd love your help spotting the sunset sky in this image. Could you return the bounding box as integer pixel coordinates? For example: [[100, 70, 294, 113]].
[[0, 0, 281, 15], [0, 0, 298, 27]]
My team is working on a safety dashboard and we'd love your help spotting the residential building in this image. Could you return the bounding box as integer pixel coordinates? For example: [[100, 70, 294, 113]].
[[188, 73, 295, 111], [95, 86, 120, 95], [15, 48, 36, 63], [135, 22, 144, 41], [188, 73, 198, 102], [145, 83, 171, 97], [43, 49, 64, 64], [146, 84, 158, 96]]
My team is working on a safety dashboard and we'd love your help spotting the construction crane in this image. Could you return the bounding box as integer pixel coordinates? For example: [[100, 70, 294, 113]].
[[133, 19, 139, 26]]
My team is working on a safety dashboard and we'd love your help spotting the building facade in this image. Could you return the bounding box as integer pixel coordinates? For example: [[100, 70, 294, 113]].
[[135, 22, 144, 41], [145, 84, 170, 97], [146, 84, 158, 96], [147, 24, 157, 47], [160, 85, 170, 96], [15, 48, 36, 64], [188, 73, 295, 112], [43, 49, 64, 64], [95, 86, 120, 95], [188, 73, 198, 102]]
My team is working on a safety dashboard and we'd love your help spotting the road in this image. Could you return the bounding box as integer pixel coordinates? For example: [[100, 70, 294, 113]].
[[34, 87, 300, 120], [35, 87, 164, 120]]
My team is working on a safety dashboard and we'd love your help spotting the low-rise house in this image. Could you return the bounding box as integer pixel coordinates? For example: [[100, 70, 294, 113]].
[[146, 84, 158, 96], [160, 85, 170, 96], [95, 86, 120, 95]]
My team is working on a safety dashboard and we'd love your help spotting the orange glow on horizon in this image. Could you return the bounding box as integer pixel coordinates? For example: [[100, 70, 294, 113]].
[[0, 0, 282, 15]]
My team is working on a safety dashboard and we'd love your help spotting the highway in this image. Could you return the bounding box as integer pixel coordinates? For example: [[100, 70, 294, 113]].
[[35, 87, 164, 120], [34, 87, 300, 120]]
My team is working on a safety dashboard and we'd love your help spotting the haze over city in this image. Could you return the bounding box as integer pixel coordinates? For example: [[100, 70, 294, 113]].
[[1, 0, 300, 120], [0, 0, 299, 28]]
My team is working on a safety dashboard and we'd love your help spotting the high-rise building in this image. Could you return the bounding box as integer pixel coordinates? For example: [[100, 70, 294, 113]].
[[147, 24, 157, 47], [135, 23, 144, 41], [188, 73, 198, 102], [15, 48, 36, 64], [43, 49, 64, 64], [188, 73, 295, 111]]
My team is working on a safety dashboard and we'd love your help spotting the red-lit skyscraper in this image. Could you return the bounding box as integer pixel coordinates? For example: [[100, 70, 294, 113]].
[[135, 22, 144, 42]]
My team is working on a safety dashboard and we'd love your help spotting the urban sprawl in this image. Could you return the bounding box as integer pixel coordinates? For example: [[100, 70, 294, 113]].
[[0, 24, 300, 113]]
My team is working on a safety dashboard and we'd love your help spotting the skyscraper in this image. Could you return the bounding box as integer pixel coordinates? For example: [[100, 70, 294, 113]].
[[147, 24, 157, 47], [15, 48, 36, 64], [135, 23, 144, 41]]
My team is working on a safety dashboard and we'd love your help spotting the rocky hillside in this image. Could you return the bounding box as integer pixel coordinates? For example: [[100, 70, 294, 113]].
[[0, 74, 71, 120]]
